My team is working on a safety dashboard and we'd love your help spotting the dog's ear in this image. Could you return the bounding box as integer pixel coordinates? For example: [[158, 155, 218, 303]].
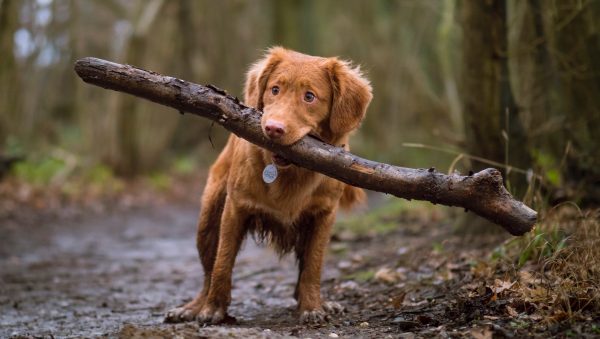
[[326, 58, 372, 135], [244, 47, 286, 110]]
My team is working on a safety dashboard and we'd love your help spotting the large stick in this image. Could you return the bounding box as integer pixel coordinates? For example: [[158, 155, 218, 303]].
[[74, 57, 537, 235]]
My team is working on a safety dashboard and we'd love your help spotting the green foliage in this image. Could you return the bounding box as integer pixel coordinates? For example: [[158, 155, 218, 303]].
[[335, 199, 409, 235], [343, 269, 375, 282], [531, 149, 562, 186], [336, 198, 438, 236], [432, 241, 444, 254], [12, 157, 66, 186], [172, 156, 196, 175], [5, 136, 24, 156], [493, 216, 570, 268], [509, 320, 530, 330], [148, 172, 172, 191], [86, 164, 115, 184]]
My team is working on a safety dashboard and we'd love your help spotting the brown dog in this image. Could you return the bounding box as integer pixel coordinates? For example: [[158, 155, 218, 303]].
[[165, 47, 372, 324]]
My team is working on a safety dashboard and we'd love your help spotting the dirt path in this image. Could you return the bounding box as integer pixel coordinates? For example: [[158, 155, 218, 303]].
[[2, 200, 563, 338], [0, 203, 387, 337], [2, 206, 304, 337]]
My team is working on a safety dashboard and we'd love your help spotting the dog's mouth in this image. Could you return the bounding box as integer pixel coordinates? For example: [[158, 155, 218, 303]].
[[272, 153, 291, 167]]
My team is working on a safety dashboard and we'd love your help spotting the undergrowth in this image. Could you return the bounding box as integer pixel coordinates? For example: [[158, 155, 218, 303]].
[[494, 204, 600, 322], [0, 151, 205, 217], [335, 197, 439, 236]]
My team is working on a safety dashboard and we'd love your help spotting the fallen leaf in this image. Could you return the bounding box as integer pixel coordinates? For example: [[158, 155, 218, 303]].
[[491, 279, 515, 295], [472, 262, 493, 278], [375, 267, 398, 284], [523, 286, 550, 302], [519, 270, 542, 286], [391, 292, 407, 309], [470, 326, 492, 339], [506, 305, 518, 317], [528, 313, 543, 321], [337, 260, 352, 270], [461, 281, 483, 291]]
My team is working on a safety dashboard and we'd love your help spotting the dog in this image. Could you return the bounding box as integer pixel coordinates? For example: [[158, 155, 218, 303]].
[[165, 47, 372, 324]]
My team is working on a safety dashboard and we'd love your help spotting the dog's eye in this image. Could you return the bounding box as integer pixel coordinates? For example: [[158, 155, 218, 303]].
[[271, 86, 280, 95], [304, 91, 315, 103]]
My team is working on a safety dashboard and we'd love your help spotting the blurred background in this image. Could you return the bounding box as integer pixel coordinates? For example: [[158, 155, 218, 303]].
[[1, 0, 599, 210]]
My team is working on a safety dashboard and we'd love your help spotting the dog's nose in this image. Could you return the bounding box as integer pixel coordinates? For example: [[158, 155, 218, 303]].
[[264, 120, 286, 139]]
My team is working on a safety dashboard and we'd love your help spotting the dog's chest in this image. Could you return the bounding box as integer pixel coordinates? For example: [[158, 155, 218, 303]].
[[269, 178, 321, 220], [243, 169, 324, 224]]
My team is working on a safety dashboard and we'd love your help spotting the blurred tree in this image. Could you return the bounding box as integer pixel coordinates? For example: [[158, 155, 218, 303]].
[[168, 0, 208, 151], [437, 0, 462, 137], [460, 0, 531, 197], [272, 0, 316, 54], [545, 1, 600, 205], [508, 0, 558, 206], [3, 0, 597, 207], [169, 0, 271, 155], [458, 0, 533, 233], [0, 0, 21, 148], [109, 0, 165, 176], [508, 0, 600, 205]]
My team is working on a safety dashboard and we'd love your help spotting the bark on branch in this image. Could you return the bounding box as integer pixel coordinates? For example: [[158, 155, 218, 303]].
[[74, 57, 537, 235]]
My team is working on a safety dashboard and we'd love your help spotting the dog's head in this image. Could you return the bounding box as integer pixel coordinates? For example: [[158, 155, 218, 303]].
[[245, 47, 372, 151]]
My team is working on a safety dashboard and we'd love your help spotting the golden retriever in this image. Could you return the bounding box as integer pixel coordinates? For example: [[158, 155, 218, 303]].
[[165, 47, 372, 324]]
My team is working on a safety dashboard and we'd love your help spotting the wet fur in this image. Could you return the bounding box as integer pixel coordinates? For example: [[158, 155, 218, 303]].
[[167, 47, 372, 324]]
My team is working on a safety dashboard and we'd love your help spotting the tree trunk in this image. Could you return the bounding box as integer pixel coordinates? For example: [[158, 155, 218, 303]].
[[111, 0, 164, 176], [74, 57, 537, 235], [0, 0, 21, 148], [545, 1, 600, 206], [459, 0, 532, 232], [461, 0, 531, 196], [272, 0, 316, 54]]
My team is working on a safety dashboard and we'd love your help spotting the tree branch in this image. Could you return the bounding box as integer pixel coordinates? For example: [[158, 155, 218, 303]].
[[74, 57, 537, 235]]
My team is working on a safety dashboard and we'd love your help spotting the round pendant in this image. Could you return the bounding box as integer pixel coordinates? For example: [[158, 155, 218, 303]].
[[262, 164, 278, 184]]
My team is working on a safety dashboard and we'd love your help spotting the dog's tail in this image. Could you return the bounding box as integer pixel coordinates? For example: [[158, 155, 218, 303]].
[[339, 185, 367, 210]]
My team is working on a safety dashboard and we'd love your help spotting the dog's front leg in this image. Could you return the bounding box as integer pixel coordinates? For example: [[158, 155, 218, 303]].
[[296, 211, 344, 324], [197, 196, 247, 324]]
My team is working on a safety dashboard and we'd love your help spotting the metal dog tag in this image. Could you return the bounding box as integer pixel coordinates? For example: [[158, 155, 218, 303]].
[[262, 163, 278, 184]]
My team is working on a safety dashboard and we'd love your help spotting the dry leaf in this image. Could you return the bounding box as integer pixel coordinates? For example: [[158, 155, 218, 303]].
[[391, 292, 407, 309], [375, 267, 398, 284], [528, 313, 543, 321], [461, 281, 482, 291], [491, 279, 515, 295], [506, 305, 518, 317], [524, 286, 549, 302], [470, 326, 493, 339], [519, 270, 542, 285], [472, 262, 493, 278]]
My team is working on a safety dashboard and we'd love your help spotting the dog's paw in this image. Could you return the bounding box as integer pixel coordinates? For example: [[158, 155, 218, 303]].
[[300, 308, 330, 324], [300, 301, 344, 324], [196, 304, 235, 325], [164, 304, 203, 323], [322, 301, 344, 314]]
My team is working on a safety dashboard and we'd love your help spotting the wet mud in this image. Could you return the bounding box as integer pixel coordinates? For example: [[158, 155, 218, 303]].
[[1, 200, 566, 338]]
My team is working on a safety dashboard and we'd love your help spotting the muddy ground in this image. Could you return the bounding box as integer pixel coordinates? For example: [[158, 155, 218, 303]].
[[0, 196, 594, 338]]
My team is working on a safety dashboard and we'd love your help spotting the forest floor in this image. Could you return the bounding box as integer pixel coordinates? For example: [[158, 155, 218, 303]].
[[1, 178, 599, 338]]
